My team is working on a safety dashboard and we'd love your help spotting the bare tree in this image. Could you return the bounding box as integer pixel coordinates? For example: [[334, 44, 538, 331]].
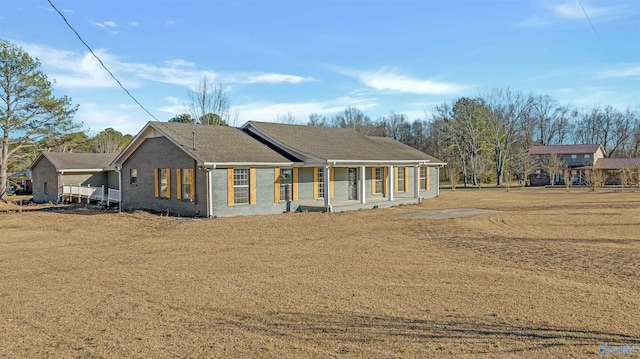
[[542, 154, 565, 186], [308, 113, 328, 127], [275, 112, 298, 124], [186, 76, 230, 125], [531, 95, 574, 145], [483, 88, 534, 186], [588, 169, 606, 191]]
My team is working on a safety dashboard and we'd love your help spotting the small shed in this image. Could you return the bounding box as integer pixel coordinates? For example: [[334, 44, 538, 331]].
[[29, 152, 118, 203]]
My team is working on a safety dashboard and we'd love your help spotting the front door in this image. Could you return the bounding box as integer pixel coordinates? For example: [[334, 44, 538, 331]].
[[348, 168, 358, 200]]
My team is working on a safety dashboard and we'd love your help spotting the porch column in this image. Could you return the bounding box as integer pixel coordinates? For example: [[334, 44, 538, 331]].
[[436, 167, 440, 197], [360, 166, 366, 204], [414, 166, 420, 200], [388, 165, 394, 201], [323, 166, 332, 212]]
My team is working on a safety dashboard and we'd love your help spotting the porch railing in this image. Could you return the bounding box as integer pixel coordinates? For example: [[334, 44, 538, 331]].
[[60, 184, 120, 204]]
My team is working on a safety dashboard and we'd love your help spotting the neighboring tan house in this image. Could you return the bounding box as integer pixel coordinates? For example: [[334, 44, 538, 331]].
[[29, 152, 118, 203], [527, 144, 640, 186], [111, 121, 445, 217], [528, 144, 605, 186]]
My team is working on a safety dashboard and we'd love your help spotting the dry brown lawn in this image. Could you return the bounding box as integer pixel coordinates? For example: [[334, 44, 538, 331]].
[[1, 188, 639, 358]]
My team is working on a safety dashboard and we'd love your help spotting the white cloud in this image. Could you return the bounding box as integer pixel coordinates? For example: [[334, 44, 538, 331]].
[[90, 20, 117, 29], [242, 73, 315, 84], [332, 66, 467, 95], [20, 41, 314, 91], [238, 96, 378, 123], [548, 0, 628, 21], [597, 64, 640, 78]]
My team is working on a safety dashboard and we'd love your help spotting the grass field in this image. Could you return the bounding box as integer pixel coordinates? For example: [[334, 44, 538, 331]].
[[1, 188, 639, 358]]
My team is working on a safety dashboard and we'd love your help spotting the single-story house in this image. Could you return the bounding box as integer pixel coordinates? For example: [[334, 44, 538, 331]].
[[527, 144, 640, 186], [29, 152, 118, 203], [111, 121, 445, 217]]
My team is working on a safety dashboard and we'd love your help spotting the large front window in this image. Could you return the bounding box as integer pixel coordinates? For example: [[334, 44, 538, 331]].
[[234, 169, 249, 205]]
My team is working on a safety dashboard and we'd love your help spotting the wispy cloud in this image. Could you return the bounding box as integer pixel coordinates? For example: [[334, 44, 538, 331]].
[[90, 20, 117, 29], [242, 73, 315, 84], [19, 42, 316, 89], [517, 1, 631, 28], [597, 64, 640, 79], [331, 66, 467, 95], [238, 96, 378, 123], [549, 0, 627, 21]]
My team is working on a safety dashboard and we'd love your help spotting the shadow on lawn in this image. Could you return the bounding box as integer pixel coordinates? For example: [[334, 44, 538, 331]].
[[220, 310, 639, 354]]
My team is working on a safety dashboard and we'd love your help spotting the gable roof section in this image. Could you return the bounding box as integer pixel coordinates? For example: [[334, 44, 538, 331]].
[[113, 121, 294, 167], [528, 144, 604, 156], [243, 121, 444, 165], [30, 152, 116, 172], [594, 158, 640, 170]]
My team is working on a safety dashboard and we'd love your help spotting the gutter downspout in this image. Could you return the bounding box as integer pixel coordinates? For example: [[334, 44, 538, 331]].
[[115, 167, 122, 212]]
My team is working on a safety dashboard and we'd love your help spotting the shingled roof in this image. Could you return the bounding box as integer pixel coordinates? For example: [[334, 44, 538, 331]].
[[114, 121, 294, 166], [243, 121, 444, 164], [528, 144, 604, 155], [30, 152, 116, 172]]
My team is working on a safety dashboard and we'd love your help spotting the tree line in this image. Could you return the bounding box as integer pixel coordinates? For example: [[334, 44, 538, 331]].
[[304, 89, 640, 187]]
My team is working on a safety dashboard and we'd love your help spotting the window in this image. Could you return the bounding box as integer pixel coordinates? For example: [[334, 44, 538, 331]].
[[280, 168, 292, 201], [130, 168, 138, 184], [43, 182, 48, 195], [178, 168, 194, 200], [584, 154, 590, 159], [397, 167, 405, 192], [420, 167, 427, 190], [317, 168, 325, 199], [375, 168, 383, 193], [156, 168, 170, 198], [233, 169, 249, 205], [571, 154, 577, 162]]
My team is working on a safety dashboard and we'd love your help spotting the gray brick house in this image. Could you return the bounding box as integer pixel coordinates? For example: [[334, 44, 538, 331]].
[[112, 121, 445, 217]]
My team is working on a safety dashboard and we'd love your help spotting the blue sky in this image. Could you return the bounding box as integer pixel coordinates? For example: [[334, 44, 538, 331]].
[[1, 0, 638, 135]]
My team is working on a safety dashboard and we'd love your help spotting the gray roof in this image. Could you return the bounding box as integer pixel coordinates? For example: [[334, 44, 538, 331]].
[[148, 122, 293, 164], [244, 121, 443, 163], [528, 144, 604, 155], [31, 152, 116, 171], [594, 158, 640, 170]]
